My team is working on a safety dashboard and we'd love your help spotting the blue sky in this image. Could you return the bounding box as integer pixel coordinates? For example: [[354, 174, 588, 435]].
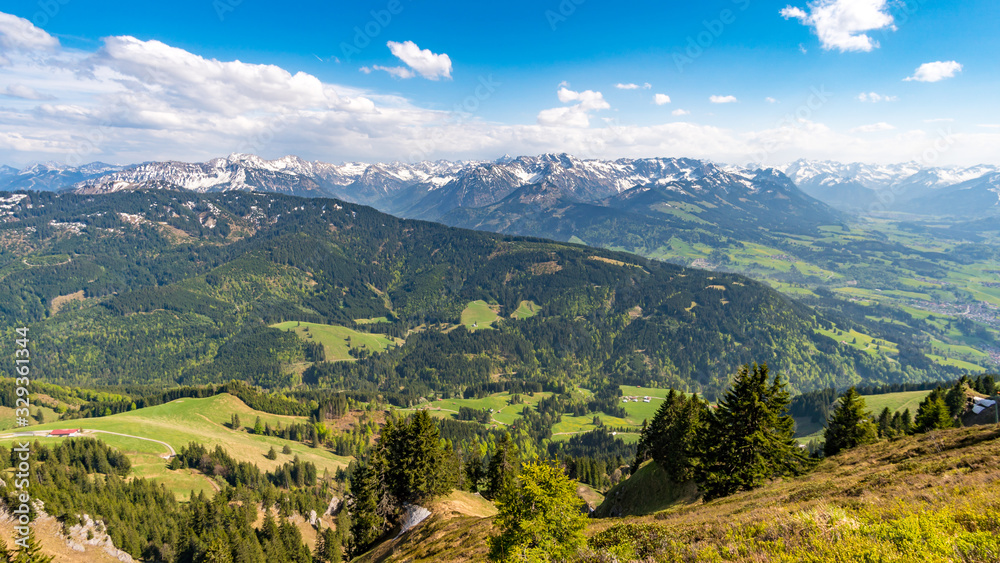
[[0, 0, 997, 166]]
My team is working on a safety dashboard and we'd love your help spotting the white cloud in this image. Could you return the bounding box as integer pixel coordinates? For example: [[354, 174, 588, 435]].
[[654, 93, 671, 105], [672, 109, 690, 116], [0, 12, 59, 53], [362, 65, 416, 79], [2, 12, 999, 168], [978, 124, 1000, 129], [766, 97, 778, 103], [538, 87, 610, 128], [615, 82, 651, 90], [710, 95, 738, 104], [850, 122, 895, 133], [923, 118, 953, 123], [385, 40, 452, 80], [781, 0, 894, 52], [904, 61, 962, 82], [857, 91, 897, 102], [1, 84, 54, 100]]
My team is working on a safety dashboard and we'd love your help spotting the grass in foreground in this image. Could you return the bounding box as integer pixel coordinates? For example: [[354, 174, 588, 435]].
[[358, 425, 1000, 562]]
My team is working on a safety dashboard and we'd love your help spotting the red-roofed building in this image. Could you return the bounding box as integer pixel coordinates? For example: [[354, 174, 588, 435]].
[[48, 429, 81, 437]]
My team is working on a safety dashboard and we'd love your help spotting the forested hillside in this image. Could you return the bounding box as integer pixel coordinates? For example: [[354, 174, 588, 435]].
[[0, 190, 963, 401]]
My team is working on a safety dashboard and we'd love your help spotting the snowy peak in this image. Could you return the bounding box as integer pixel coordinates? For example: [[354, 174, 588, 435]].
[[776, 159, 1000, 213]]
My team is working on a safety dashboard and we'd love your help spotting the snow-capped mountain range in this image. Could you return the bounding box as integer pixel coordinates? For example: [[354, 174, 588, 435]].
[[780, 159, 1000, 213], [1, 154, 998, 218]]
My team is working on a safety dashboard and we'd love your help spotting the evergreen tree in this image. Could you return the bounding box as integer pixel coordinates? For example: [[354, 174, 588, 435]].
[[0, 537, 12, 563], [700, 363, 809, 500], [823, 387, 878, 457], [266, 447, 278, 461], [11, 529, 53, 563], [253, 416, 265, 435], [485, 433, 519, 501], [638, 390, 707, 482], [915, 389, 953, 432], [876, 406, 895, 439], [945, 380, 967, 418], [380, 411, 455, 504], [348, 458, 389, 557], [231, 413, 241, 430], [488, 461, 586, 562], [900, 408, 913, 434]]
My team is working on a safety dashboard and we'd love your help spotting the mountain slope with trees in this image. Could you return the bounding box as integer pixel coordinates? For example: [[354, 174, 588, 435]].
[[0, 190, 958, 401]]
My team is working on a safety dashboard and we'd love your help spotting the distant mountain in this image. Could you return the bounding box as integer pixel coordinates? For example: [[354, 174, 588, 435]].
[[441, 165, 843, 251], [901, 172, 1000, 216], [4, 153, 997, 218], [781, 159, 1000, 213]]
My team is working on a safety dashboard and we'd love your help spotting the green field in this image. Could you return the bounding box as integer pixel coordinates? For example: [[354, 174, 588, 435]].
[[272, 321, 400, 360], [460, 300, 499, 330], [399, 392, 554, 426], [814, 325, 899, 358], [511, 300, 540, 320], [795, 389, 937, 444], [861, 389, 934, 416], [0, 394, 351, 499], [551, 413, 631, 436], [23, 253, 70, 266]]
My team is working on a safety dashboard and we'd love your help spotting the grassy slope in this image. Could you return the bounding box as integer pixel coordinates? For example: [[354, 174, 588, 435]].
[[460, 300, 499, 330], [593, 460, 699, 518], [355, 490, 498, 563], [272, 320, 400, 361], [361, 425, 1000, 562], [0, 394, 350, 492]]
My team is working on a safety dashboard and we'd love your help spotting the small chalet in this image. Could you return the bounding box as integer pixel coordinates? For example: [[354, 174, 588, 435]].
[[48, 429, 81, 437]]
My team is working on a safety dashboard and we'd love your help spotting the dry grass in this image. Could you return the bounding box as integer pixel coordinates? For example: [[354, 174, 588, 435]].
[[0, 511, 123, 562], [586, 425, 1000, 562], [356, 426, 1000, 563], [49, 289, 85, 316]]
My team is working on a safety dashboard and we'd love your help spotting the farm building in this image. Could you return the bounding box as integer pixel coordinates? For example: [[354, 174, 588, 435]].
[[48, 429, 81, 437]]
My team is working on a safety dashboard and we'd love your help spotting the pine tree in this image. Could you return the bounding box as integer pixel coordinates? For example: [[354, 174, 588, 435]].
[[0, 537, 13, 563], [638, 390, 707, 482], [266, 446, 278, 460], [876, 406, 894, 438], [915, 388, 953, 432], [700, 363, 809, 500], [823, 387, 878, 457], [485, 433, 519, 500], [254, 416, 265, 435], [231, 413, 241, 430], [12, 529, 53, 563], [348, 458, 389, 557], [945, 380, 967, 418]]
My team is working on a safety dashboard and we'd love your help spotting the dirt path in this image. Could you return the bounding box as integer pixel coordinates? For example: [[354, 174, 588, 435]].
[[85, 429, 176, 458]]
